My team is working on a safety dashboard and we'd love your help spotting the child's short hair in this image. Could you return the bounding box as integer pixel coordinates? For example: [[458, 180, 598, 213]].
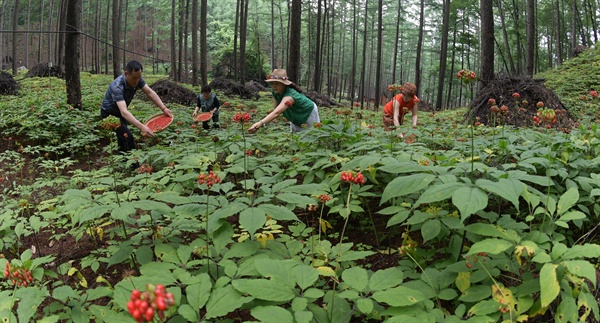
[[201, 85, 212, 93]]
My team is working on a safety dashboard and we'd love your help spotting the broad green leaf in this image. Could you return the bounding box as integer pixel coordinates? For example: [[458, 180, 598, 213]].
[[276, 192, 316, 208], [458, 285, 491, 302], [372, 286, 425, 306], [465, 223, 521, 243], [540, 263, 560, 308], [107, 245, 134, 266], [414, 182, 464, 207], [52, 285, 78, 302], [257, 203, 300, 221], [110, 202, 136, 221], [151, 191, 191, 205], [369, 267, 404, 291], [467, 299, 502, 316], [455, 272, 471, 292], [437, 288, 458, 300], [294, 310, 314, 323], [357, 298, 374, 314], [342, 267, 369, 291], [78, 205, 113, 225], [132, 200, 172, 214], [15, 287, 47, 323], [282, 183, 328, 195], [558, 210, 586, 222], [476, 178, 525, 210], [452, 186, 488, 221], [239, 207, 266, 238], [205, 285, 253, 319], [155, 243, 180, 264], [421, 219, 441, 243], [386, 209, 411, 227], [557, 187, 579, 215], [467, 238, 513, 255], [178, 304, 199, 321], [208, 202, 247, 233], [381, 174, 436, 203], [251, 305, 294, 322], [255, 259, 295, 287], [563, 243, 600, 259], [563, 260, 596, 286], [187, 273, 212, 310], [232, 279, 295, 301], [292, 264, 319, 290]]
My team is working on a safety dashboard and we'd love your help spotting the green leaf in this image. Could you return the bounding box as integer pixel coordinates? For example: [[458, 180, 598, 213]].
[[132, 200, 172, 214], [110, 202, 136, 221], [564, 244, 600, 259], [437, 288, 458, 300], [15, 287, 47, 323], [465, 223, 521, 243], [540, 263, 560, 308], [178, 304, 199, 322], [372, 286, 425, 306], [257, 203, 300, 221], [369, 267, 404, 291], [276, 192, 316, 208], [476, 178, 525, 210], [155, 243, 180, 264], [452, 186, 488, 221], [282, 183, 328, 195], [414, 182, 464, 207], [107, 245, 134, 266], [52, 285, 78, 302], [467, 299, 502, 316], [239, 207, 266, 238], [151, 191, 191, 205], [421, 219, 441, 243], [205, 285, 253, 319], [342, 267, 369, 291], [232, 279, 295, 301], [563, 260, 596, 286], [557, 187, 579, 215], [558, 210, 586, 222], [292, 264, 319, 290], [357, 298, 374, 314], [386, 209, 411, 227], [381, 174, 436, 203], [78, 205, 113, 225], [186, 273, 212, 310], [467, 238, 513, 255], [251, 305, 294, 322], [255, 259, 295, 287], [458, 285, 491, 302]]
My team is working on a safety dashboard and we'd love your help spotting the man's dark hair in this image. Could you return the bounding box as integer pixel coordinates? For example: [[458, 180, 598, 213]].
[[201, 85, 212, 93], [125, 60, 143, 73]]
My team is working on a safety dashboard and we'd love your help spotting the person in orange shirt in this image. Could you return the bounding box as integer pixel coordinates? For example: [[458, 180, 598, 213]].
[[382, 82, 420, 131]]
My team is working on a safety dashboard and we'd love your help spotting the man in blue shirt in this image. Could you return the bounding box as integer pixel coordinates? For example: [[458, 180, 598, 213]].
[[100, 60, 173, 152]]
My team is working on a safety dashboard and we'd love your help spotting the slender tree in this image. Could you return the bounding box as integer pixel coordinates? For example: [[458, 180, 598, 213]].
[[525, 0, 534, 75], [435, 0, 450, 110], [170, 0, 176, 78], [287, 0, 301, 82], [374, 0, 383, 109], [191, 0, 198, 85], [480, 0, 494, 87], [497, 0, 515, 73], [12, 0, 19, 75], [391, 0, 401, 84], [200, 0, 207, 84], [65, 0, 81, 109], [313, 0, 322, 91], [239, 0, 249, 82], [414, 0, 424, 95], [112, 0, 122, 78]]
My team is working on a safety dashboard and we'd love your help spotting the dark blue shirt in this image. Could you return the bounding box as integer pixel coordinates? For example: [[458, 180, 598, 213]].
[[101, 74, 146, 116], [197, 93, 220, 114]]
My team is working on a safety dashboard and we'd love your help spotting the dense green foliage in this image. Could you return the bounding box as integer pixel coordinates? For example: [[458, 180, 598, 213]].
[[0, 60, 599, 322]]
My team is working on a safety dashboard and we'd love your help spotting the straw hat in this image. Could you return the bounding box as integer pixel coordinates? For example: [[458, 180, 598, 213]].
[[265, 69, 292, 85]]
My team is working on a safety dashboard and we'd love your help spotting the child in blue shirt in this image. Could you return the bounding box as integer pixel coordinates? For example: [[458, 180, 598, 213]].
[[193, 85, 220, 129]]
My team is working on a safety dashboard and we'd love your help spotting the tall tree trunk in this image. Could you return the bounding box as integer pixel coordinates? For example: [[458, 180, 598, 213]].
[[192, 0, 198, 85], [233, 0, 240, 77], [510, 0, 522, 73], [200, 0, 207, 84], [122, 0, 128, 67], [56, 0, 67, 67], [349, 0, 358, 103], [177, 0, 185, 81], [170, 0, 176, 78], [94, 0, 100, 73], [480, 0, 494, 87], [525, 0, 534, 75], [287, 0, 301, 82], [65, 0, 81, 109], [0, 0, 5, 69], [12, 0, 19, 75], [358, 0, 368, 107], [239, 0, 249, 82], [414, 0, 424, 95], [312, 0, 322, 91], [555, 0, 563, 64], [25, 0, 31, 67], [112, 0, 121, 78], [374, 0, 382, 109], [497, 0, 515, 73], [270, 0, 275, 68], [435, 0, 450, 111], [391, 0, 401, 84], [48, 0, 54, 64], [446, 26, 457, 109]]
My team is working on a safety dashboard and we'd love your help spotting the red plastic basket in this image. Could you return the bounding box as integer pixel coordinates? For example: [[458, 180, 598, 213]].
[[145, 114, 173, 133], [194, 112, 213, 122]]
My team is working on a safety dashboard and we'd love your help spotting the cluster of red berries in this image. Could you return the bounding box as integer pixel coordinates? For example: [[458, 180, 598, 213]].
[[590, 90, 598, 98], [127, 284, 175, 322], [318, 194, 331, 203], [387, 84, 403, 93], [533, 108, 557, 127], [233, 112, 251, 123], [498, 298, 511, 314], [197, 171, 221, 188], [138, 163, 154, 174], [100, 116, 121, 130], [465, 252, 488, 269], [455, 69, 476, 84], [340, 171, 365, 185], [4, 262, 33, 287]]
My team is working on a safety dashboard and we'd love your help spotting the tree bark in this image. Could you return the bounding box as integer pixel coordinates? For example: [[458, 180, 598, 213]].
[[192, 0, 198, 85], [112, 0, 121, 78], [170, 0, 176, 78], [525, 0, 535, 75], [65, 0, 81, 109], [374, 0, 383, 109], [200, 0, 208, 84], [12, 0, 19, 75], [312, 0, 322, 91], [479, 0, 494, 87], [287, 0, 301, 83], [414, 0, 424, 95], [497, 0, 515, 74], [435, 0, 450, 111]]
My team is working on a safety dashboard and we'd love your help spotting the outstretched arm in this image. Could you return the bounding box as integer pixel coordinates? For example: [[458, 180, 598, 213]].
[[142, 84, 173, 117], [411, 102, 419, 127], [248, 97, 294, 133]]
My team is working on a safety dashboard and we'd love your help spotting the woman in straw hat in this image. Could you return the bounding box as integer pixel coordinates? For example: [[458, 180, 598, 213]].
[[382, 82, 420, 131], [248, 69, 320, 133]]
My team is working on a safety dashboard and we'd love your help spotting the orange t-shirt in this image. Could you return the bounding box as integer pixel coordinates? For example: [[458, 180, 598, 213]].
[[383, 94, 421, 116]]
